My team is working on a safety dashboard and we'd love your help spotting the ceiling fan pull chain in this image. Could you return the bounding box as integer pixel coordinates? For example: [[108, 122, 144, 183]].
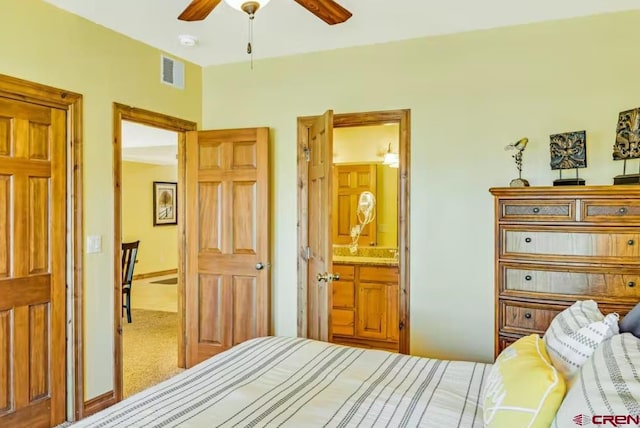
[[247, 14, 254, 69]]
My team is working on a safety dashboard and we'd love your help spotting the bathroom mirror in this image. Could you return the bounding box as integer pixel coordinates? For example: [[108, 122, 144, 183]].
[[332, 126, 399, 250]]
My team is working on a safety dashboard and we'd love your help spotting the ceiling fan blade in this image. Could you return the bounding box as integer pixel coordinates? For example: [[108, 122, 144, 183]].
[[178, 0, 223, 21], [293, 0, 353, 25]]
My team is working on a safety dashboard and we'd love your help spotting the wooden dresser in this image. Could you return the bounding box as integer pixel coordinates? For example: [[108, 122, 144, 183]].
[[490, 186, 640, 357]]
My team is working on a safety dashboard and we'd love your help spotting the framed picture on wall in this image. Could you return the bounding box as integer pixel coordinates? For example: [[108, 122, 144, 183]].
[[153, 181, 177, 226]]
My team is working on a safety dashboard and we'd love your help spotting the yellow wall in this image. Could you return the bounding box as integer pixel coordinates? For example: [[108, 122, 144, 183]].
[[333, 125, 400, 164], [0, 0, 201, 400], [333, 125, 399, 247], [376, 165, 398, 248], [122, 162, 178, 275], [202, 10, 640, 363]]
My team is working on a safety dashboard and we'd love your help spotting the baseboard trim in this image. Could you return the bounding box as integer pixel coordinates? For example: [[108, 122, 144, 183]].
[[83, 391, 116, 417], [133, 268, 177, 280]]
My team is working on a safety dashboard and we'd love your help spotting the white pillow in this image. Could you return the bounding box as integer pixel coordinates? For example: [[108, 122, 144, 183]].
[[543, 300, 619, 381], [552, 333, 640, 428]]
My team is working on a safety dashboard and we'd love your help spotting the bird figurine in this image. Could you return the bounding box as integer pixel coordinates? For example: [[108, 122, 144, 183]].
[[504, 137, 529, 152], [504, 137, 530, 187]]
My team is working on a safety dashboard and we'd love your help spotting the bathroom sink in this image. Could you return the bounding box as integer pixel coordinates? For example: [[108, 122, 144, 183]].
[[332, 255, 398, 266]]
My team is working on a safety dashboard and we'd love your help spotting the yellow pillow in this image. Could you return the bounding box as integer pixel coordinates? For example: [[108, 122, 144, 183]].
[[483, 334, 566, 428]]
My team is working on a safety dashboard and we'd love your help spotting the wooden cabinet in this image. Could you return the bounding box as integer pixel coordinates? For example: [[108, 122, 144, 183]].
[[491, 186, 640, 357], [333, 164, 377, 245], [331, 263, 399, 351]]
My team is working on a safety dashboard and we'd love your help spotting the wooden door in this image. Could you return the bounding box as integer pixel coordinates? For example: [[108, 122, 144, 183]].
[[185, 128, 270, 367], [0, 98, 66, 427], [307, 111, 333, 341], [333, 164, 377, 245]]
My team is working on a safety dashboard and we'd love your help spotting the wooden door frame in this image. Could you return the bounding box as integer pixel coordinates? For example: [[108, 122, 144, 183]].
[[296, 109, 412, 354], [0, 74, 84, 419], [112, 103, 196, 404]]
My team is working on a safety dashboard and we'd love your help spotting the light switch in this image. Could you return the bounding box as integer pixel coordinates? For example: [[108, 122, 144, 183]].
[[86, 235, 102, 254]]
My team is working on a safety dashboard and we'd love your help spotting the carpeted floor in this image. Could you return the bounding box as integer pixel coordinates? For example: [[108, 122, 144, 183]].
[[130, 280, 177, 312], [123, 309, 184, 398]]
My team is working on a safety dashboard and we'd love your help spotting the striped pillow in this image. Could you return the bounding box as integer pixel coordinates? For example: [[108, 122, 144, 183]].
[[552, 333, 640, 427], [543, 300, 619, 382]]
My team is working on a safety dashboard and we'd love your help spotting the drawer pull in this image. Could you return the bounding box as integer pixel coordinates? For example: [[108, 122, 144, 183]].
[[524, 312, 532, 319], [629, 239, 635, 246], [525, 275, 532, 281], [629, 281, 636, 288], [532, 207, 540, 214], [619, 207, 628, 214], [525, 237, 532, 243]]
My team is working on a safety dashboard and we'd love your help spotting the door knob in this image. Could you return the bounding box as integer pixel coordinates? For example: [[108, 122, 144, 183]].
[[317, 272, 340, 282], [255, 262, 270, 271]]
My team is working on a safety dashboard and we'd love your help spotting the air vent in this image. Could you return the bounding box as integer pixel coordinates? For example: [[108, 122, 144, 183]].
[[160, 55, 184, 89]]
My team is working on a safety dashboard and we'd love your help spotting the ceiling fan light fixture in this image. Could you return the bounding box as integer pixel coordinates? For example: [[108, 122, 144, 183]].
[[225, 0, 271, 14]]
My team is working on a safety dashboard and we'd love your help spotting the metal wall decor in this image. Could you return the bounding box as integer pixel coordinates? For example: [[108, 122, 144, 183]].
[[549, 130, 586, 186], [613, 108, 640, 184]]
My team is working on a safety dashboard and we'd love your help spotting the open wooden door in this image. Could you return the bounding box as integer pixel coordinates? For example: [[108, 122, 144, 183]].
[[0, 98, 66, 427], [185, 127, 270, 367], [307, 111, 334, 341]]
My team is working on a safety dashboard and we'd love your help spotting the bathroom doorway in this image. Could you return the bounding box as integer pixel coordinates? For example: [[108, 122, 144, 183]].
[[296, 110, 411, 354], [330, 124, 401, 351]]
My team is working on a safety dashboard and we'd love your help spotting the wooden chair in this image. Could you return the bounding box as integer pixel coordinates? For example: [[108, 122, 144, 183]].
[[122, 240, 140, 323]]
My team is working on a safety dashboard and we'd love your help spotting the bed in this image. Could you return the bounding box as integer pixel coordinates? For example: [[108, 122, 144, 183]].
[[73, 336, 490, 427]]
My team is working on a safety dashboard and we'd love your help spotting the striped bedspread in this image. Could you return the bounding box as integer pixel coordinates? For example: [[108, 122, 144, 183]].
[[73, 337, 490, 427]]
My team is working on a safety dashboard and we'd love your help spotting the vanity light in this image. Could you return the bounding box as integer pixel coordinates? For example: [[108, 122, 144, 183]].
[[382, 143, 399, 167]]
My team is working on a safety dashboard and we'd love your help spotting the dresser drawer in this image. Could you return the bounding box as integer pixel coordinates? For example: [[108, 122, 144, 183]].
[[499, 301, 564, 335], [503, 229, 640, 261], [497, 303, 632, 356], [582, 200, 640, 223], [497, 334, 522, 355], [503, 266, 640, 303], [500, 199, 575, 222]]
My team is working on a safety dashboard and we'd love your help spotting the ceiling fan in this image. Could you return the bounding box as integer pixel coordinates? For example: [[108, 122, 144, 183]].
[[178, 0, 353, 25]]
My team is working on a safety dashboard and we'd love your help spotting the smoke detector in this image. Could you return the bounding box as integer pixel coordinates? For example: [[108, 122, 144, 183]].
[[178, 34, 198, 47]]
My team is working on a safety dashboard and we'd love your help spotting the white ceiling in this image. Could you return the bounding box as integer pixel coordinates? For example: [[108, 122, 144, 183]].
[[43, 0, 640, 67], [122, 121, 178, 165]]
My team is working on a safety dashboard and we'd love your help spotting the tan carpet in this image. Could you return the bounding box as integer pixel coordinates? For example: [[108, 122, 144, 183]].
[[123, 309, 184, 398]]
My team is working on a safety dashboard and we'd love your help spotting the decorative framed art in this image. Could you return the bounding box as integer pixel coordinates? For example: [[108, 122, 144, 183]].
[[153, 181, 177, 226]]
